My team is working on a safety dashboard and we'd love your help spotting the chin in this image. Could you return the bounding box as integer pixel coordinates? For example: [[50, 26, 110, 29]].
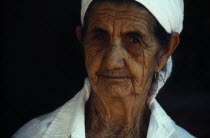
[[90, 76, 134, 98], [101, 84, 132, 98]]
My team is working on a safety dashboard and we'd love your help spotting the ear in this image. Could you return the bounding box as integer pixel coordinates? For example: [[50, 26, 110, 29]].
[[76, 25, 82, 41], [156, 32, 180, 72]]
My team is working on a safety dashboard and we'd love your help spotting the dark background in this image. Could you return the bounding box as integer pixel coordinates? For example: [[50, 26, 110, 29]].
[[2, 0, 210, 137]]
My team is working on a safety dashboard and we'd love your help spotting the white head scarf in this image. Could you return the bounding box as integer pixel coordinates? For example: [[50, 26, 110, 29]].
[[80, 0, 184, 107]]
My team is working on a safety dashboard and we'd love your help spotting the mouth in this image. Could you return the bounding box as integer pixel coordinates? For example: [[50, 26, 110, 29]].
[[98, 75, 130, 80], [96, 69, 131, 81]]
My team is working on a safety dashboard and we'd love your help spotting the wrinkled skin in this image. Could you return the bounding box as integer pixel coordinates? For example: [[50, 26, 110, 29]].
[[76, 2, 179, 138]]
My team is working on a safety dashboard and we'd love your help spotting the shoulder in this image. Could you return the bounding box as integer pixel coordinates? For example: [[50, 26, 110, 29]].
[[12, 79, 90, 138], [12, 108, 60, 138], [148, 99, 196, 138]]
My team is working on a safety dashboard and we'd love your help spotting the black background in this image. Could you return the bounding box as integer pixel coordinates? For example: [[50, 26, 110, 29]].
[[2, 0, 210, 137]]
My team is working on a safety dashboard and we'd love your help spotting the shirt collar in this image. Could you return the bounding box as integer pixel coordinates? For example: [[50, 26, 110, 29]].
[[147, 99, 175, 138], [43, 78, 175, 138], [43, 78, 90, 138]]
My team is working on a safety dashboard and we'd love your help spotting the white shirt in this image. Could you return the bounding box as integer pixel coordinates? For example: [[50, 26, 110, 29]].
[[12, 79, 195, 138]]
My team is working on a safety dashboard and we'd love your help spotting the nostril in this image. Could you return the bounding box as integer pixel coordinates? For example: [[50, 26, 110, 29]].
[[102, 44, 125, 70], [104, 56, 125, 70]]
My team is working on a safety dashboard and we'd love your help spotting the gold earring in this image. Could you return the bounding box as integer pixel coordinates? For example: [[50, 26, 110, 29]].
[[154, 72, 157, 80]]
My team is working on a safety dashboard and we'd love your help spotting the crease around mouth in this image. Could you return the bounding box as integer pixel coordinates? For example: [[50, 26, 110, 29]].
[[97, 74, 131, 79], [96, 69, 132, 79]]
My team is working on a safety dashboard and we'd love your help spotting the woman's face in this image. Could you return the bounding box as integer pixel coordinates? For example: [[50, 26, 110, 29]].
[[81, 2, 167, 98]]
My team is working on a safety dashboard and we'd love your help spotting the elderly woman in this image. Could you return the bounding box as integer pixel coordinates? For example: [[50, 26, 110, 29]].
[[13, 0, 195, 138]]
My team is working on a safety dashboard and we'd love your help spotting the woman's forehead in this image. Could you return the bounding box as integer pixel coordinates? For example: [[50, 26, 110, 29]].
[[87, 2, 154, 21], [86, 2, 155, 33]]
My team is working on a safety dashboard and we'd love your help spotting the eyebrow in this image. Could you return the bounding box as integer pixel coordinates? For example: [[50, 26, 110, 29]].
[[124, 31, 142, 37], [92, 27, 108, 34], [91, 27, 145, 38]]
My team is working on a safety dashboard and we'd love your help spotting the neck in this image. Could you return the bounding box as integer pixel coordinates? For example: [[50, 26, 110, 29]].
[[85, 91, 150, 138]]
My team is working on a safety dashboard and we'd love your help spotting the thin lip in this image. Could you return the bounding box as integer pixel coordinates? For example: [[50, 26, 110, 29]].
[[98, 75, 130, 79]]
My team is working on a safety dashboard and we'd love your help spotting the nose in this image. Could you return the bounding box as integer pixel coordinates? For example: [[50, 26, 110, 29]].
[[103, 42, 125, 70]]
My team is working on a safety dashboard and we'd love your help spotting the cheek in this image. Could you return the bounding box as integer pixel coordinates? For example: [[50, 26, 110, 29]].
[[84, 45, 104, 82], [126, 49, 158, 94]]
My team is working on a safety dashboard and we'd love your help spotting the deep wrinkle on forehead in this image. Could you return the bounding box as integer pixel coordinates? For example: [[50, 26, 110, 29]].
[[87, 3, 154, 37], [95, 9, 150, 28]]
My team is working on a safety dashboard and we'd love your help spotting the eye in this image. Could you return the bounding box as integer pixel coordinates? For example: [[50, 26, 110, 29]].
[[94, 33, 105, 40], [129, 36, 140, 44]]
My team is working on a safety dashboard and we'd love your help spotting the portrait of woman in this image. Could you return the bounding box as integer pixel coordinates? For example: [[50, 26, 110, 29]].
[[2, 0, 210, 137]]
